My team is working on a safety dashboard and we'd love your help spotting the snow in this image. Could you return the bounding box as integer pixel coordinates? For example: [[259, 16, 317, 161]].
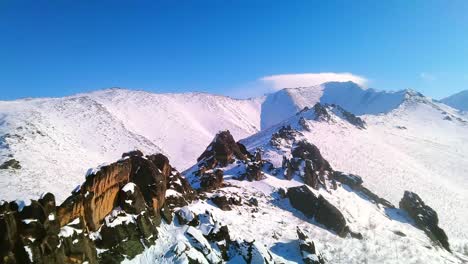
[[122, 182, 136, 193], [24, 246, 33, 262], [261, 82, 410, 129], [0, 89, 262, 202], [22, 219, 38, 224], [126, 171, 464, 263], [243, 97, 468, 257], [441, 90, 468, 111]]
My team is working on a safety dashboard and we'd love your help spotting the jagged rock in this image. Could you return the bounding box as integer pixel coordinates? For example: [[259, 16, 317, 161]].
[[291, 141, 332, 172], [197, 130, 248, 169], [282, 156, 294, 180], [299, 116, 311, 131], [313, 103, 332, 122], [200, 169, 224, 191], [297, 227, 326, 264], [288, 185, 347, 236], [0, 151, 197, 263], [0, 159, 21, 170], [210, 194, 242, 211], [330, 104, 366, 129], [270, 125, 302, 147], [58, 154, 168, 231], [244, 162, 264, 181], [399, 191, 450, 251]]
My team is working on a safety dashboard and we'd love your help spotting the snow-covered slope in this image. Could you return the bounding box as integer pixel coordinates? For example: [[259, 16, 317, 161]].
[[261, 82, 414, 129], [441, 89, 468, 111], [126, 128, 465, 263], [0, 89, 262, 202], [243, 98, 468, 255]]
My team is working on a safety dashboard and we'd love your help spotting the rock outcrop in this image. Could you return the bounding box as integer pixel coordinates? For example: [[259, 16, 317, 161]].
[[282, 140, 335, 190], [196, 130, 249, 169], [288, 185, 347, 237], [399, 191, 450, 251], [0, 150, 196, 263], [297, 227, 326, 264], [189, 131, 267, 193]]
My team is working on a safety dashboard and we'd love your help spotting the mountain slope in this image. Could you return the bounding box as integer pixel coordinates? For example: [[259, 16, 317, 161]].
[[243, 100, 468, 254], [0, 90, 262, 202], [441, 89, 468, 111]]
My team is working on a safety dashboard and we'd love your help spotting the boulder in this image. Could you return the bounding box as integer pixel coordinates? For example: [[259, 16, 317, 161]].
[[288, 185, 347, 236], [399, 191, 450, 251]]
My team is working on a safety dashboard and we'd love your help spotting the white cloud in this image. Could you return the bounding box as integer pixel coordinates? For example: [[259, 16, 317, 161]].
[[260, 72, 368, 90], [420, 72, 436, 81]]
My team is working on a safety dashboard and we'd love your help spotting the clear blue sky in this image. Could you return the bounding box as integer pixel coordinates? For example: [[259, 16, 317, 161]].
[[1, 0, 467, 100]]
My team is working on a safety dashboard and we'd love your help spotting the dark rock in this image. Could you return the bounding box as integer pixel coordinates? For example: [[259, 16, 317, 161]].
[[291, 141, 332, 172], [329, 104, 366, 129], [197, 130, 248, 168], [119, 183, 147, 214], [0, 159, 21, 170], [200, 169, 224, 191], [297, 227, 326, 264], [121, 149, 144, 158], [248, 197, 258, 207], [399, 191, 450, 251], [244, 162, 264, 182], [333, 172, 363, 187], [210, 194, 242, 211], [270, 125, 302, 147], [282, 156, 294, 180], [288, 185, 347, 236], [160, 203, 173, 224], [313, 103, 332, 122]]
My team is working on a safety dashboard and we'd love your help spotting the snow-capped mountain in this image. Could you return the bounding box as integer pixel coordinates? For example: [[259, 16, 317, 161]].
[[0, 89, 261, 202], [261, 81, 417, 129], [1, 130, 465, 264], [441, 89, 468, 111], [1, 82, 468, 262]]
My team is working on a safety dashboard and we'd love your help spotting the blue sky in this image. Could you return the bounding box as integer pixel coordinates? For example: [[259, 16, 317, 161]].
[[1, 0, 467, 100]]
